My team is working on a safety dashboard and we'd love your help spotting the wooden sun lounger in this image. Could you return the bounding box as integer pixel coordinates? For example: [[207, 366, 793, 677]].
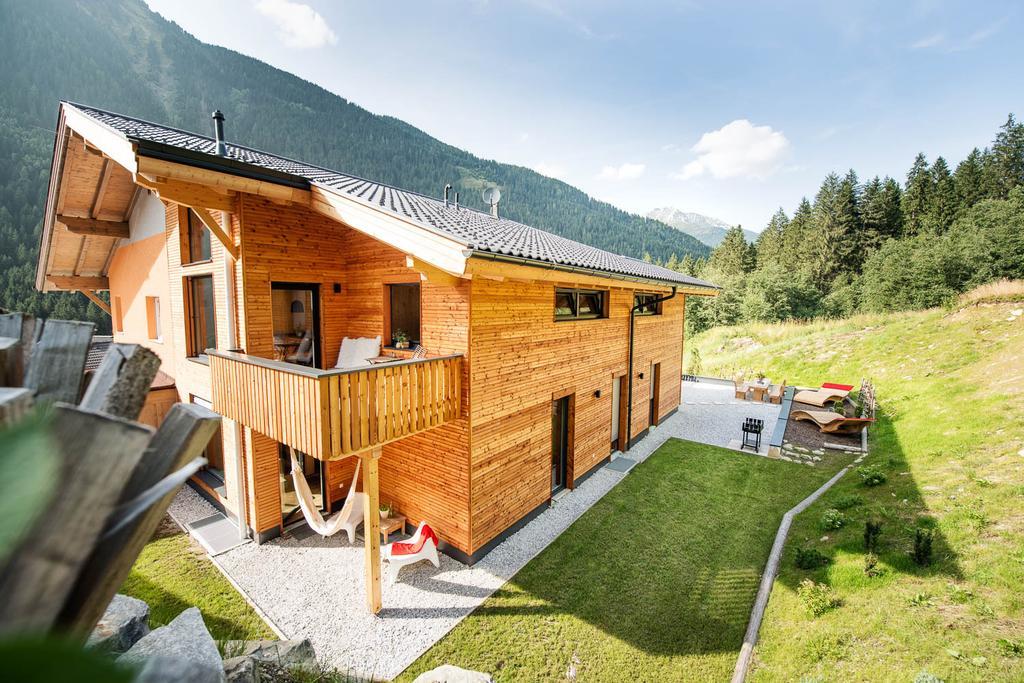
[[792, 388, 850, 407], [792, 410, 874, 434]]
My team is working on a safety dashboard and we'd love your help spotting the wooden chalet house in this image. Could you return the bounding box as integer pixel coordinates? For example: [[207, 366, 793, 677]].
[[36, 102, 717, 611]]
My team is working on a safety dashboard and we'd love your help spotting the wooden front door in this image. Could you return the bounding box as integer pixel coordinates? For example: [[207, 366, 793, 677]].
[[649, 362, 662, 427], [551, 396, 571, 494]]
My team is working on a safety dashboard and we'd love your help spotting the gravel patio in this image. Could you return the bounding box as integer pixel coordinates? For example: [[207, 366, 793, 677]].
[[167, 378, 783, 680]]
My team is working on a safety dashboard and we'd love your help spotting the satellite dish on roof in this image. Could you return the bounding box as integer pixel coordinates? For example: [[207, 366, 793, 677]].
[[483, 186, 502, 218]]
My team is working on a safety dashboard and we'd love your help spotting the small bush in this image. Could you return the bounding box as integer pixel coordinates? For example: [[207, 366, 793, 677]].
[[857, 465, 887, 487], [805, 631, 851, 661], [863, 552, 884, 577], [906, 592, 934, 607], [913, 528, 934, 566], [864, 519, 882, 552], [794, 546, 830, 570], [946, 583, 974, 604], [830, 494, 863, 510], [997, 638, 1024, 657], [820, 508, 847, 530], [798, 579, 842, 617]]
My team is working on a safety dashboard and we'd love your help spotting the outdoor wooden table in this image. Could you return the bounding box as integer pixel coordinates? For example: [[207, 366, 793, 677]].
[[751, 379, 771, 402], [379, 514, 407, 543]]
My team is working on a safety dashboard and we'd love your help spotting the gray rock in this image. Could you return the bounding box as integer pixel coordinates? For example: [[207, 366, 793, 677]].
[[223, 656, 257, 683], [413, 664, 495, 683], [118, 607, 224, 683], [87, 594, 150, 654], [134, 657, 225, 683], [223, 639, 316, 667]]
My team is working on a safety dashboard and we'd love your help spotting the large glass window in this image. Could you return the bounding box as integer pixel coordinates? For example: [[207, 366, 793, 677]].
[[554, 288, 606, 321], [634, 292, 662, 316], [187, 275, 217, 357], [186, 209, 212, 263], [387, 283, 421, 346]]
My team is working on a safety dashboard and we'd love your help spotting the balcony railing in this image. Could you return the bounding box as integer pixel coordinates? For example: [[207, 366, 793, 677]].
[[209, 350, 462, 459]]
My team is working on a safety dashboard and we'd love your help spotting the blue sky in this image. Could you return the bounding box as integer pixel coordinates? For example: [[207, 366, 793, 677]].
[[145, 0, 1022, 232]]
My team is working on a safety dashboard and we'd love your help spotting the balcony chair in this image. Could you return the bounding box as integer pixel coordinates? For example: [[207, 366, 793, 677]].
[[288, 449, 363, 542], [411, 344, 427, 360], [335, 335, 382, 369], [383, 521, 440, 582], [287, 333, 313, 365], [792, 410, 875, 434]]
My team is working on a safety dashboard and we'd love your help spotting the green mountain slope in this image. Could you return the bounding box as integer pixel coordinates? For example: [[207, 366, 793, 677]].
[[0, 0, 708, 326], [689, 284, 1024, 681]]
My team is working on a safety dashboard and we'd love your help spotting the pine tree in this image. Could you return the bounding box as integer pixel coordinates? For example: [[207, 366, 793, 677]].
[[708, 226, 754, 276], [678, 253, 696, 276], [779, 197, 814, 273], [953, 148, 987, 215], [808, 173, 845, 288], [754, 208, 788, 268], [927, 156, 957, 233], [836, 169, 865, 269], [991, 113, 1024, 197], [902, 153, 931, 236]]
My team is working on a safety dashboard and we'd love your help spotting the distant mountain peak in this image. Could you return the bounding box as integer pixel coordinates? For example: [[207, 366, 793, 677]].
[[647, 207, 757, 247]]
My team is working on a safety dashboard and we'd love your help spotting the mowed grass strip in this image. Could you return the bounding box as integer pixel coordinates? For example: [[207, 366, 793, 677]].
[[400, 439, 842, 682], [120, 517, 275, 644]]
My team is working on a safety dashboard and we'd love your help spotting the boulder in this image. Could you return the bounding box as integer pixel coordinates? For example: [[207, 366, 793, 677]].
[[118, 607, 224, 683], [223, 656, 257, 683], [87, 593, 150, 654], [223, 639, 316, 668], [413, 664, 495, 683]]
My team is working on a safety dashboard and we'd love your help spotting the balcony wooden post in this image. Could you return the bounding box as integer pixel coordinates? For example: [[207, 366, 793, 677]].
[[360, 446, 383, 614]]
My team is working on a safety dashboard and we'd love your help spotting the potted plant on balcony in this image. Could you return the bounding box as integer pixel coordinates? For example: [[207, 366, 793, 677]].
[[379, 502, 392, 520], [392, 329, 410, 349]]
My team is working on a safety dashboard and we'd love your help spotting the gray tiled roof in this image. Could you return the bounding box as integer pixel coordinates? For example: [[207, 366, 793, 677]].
[[69, 103, 716, 289]]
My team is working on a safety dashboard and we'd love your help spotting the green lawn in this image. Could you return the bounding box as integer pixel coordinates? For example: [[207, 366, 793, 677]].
[[691, 296, 1024, 681], [120, 517, 274, 644], [400, 440, 848, 682]]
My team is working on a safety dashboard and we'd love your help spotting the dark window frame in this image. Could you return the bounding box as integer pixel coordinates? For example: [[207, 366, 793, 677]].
[[554, 287, 608, 321], [185, 274, 217, 358], [385, 282, 422, 347], [634, 292, 663, 316], [184, 209, 213, 265]]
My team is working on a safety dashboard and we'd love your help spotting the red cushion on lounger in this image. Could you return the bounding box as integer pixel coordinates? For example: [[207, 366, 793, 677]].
[[822, 382, 854, 391], [391, 524, 438, 556]]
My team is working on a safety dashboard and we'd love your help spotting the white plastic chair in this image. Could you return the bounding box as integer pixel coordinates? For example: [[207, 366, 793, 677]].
[[382, 521, 440, 582]]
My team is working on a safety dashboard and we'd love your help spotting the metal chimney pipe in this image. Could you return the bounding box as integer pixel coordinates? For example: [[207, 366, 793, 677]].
[[212, 110, 226, 156], [454, 191, 460, 210], [444, 184, 452, 208], [490, 202, 499, 219]]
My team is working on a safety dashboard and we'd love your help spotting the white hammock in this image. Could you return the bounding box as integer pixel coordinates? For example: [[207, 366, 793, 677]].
[[289, 449, 362, 540]]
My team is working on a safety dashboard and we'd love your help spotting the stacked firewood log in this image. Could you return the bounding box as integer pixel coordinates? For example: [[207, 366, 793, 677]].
[[0, 311, 219, 640]]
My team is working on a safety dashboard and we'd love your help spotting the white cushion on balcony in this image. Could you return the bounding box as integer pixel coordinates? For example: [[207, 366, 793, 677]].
[[335, 335, 381, 369]]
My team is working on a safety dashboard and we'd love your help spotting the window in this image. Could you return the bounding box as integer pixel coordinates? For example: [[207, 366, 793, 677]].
[[387, 283, 420, 346], [186, 275, 217, 357], [146, 296, 162, 340], [113, 296, 124, 333], [185, 209, 212, 264], [554, 288, 607, 321], [634, 292, 662, 316], [192, 396, 224, 485]]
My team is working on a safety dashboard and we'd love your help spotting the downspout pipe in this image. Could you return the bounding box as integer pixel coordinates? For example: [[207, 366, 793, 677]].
[[221, 208, 248, 542], [625, 286, 677, 451]]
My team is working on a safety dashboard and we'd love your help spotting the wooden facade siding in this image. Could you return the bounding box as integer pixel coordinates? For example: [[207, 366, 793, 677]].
[[209, 351, 462, 460], [466, 278, 685, 553]]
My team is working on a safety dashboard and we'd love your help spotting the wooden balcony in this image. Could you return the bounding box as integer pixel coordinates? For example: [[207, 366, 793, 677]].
[[209, 351, 463, 460]]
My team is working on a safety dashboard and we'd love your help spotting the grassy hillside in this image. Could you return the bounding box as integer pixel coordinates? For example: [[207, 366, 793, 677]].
[[689, 283, 1024, 681]]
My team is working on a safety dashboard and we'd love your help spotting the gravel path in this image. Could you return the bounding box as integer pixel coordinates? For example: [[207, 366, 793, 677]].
[[166, 379, 782, 680]]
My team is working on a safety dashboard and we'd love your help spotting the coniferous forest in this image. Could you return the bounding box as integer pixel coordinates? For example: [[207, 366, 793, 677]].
[[672, 114, 1024, 334], [0, 0, 708, 332]]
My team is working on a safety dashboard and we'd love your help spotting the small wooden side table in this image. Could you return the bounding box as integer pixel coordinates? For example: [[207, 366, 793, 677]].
[[379, 515, 407, 543]]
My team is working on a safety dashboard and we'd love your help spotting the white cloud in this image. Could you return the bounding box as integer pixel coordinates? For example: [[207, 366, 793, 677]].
[[533, 162, 567, 180], [598, 162, 646, 181], [255, 0, 337, 49], [910, 32, 945, 49], [673, 119, 790, 181]]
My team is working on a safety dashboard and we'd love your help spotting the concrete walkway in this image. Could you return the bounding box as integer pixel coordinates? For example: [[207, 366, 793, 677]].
[[167, 379, 782, 680]]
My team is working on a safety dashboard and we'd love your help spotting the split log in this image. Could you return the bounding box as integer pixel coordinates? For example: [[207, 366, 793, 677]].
[[0, 337, 19, 387], [0, 387, 33, 428], [23, 319, 94, 404], [0, 405, 153, 634], [61, 403, 221, 636], [79, 344, 160, 420], [0, 313, 36, 386]]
